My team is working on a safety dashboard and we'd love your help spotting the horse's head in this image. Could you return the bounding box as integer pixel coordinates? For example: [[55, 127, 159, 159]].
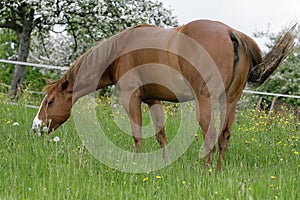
[[31, 79, 73, 135]]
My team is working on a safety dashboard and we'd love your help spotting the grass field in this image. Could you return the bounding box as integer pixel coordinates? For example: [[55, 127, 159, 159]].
[[0, 94, 299, 200]]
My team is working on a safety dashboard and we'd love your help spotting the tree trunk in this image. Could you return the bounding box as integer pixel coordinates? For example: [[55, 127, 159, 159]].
[[10, 24, 33, 99], [10, 31, 31, 99]]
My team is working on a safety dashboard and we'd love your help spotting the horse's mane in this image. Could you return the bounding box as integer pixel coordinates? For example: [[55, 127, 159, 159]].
[[69, 47, 94, 77], [44, 80, 60, 94], [43, 37, 115, 94]]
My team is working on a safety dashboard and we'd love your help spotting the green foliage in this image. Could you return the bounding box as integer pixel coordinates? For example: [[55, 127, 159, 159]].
[[0, 29, 17, 59]]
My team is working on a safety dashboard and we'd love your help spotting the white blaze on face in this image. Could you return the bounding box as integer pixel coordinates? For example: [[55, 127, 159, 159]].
[[31, 95, 47, 135]]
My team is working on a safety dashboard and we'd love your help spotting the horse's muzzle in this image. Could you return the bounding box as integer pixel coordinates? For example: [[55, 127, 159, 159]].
[[31, 118, 51, 136], [31, 123, 48, 136]]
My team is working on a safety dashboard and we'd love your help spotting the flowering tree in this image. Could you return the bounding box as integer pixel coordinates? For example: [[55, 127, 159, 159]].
[[0, 0, 177, 97]]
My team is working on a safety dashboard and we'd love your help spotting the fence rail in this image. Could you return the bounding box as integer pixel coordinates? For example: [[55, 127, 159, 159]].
[[0, 59, 69, 70], [243, 90, 300, 99]]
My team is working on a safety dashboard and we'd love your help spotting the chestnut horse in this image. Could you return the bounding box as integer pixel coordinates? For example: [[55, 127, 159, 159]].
[[32, 20, 296, 171]]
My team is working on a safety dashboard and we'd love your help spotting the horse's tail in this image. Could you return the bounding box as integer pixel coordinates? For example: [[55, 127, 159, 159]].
[[232, 24, 297, 88]]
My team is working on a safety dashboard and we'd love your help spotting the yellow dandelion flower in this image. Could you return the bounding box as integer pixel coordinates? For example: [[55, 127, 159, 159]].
[[276, 141, 282, 146], [143, 177, 149, 182], [294, 151, 299, 155], [155, 175, 162, 179], [245, 140, 251, 144], [214, 191, 218, 195], [182, 181, 186, 185], [270, 176, 276, 179]]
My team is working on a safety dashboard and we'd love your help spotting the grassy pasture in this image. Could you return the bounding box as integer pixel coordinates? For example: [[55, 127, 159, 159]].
[[0, 94, 299, 200]]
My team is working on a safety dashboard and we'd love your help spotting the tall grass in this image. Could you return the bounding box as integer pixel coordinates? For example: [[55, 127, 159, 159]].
[[0, 94, 299, 199]]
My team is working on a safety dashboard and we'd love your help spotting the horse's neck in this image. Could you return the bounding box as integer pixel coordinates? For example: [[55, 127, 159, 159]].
[[71, 51, 114, 102], [95, 63, 114, 90]]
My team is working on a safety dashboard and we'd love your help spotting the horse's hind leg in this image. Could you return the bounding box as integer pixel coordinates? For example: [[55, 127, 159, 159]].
[[145, 100, 168, 160], [120, 90, 143, 153], [196, 95, 217, 166], [217, 95, 238, 171]]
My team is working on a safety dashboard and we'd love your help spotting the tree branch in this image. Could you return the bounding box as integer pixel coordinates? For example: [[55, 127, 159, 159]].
[[33, 16, 42, 27], [50, 28, 66, 34], [65, 17, 78, 54], [0, 22, 22, 34], [41, 34, 50, 59], [0, 23, 15, 29]]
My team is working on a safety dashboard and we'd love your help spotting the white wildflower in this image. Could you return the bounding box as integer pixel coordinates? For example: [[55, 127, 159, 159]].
[[42, 126, 49, 133], [12, 122, 19, 126], [53, 136, 60, 142]]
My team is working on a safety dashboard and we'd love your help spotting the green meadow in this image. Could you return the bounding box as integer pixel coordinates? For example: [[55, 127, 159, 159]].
[[0, 94, 299, 200]]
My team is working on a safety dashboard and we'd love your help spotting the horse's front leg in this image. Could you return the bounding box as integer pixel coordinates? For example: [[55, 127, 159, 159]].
[[120, 90, 143, 153], [145, 100, 168, 160]]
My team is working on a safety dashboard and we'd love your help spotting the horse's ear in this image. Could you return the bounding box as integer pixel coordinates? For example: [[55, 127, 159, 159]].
[[61, 80, 69, 91], [47, 79, 52, 85]]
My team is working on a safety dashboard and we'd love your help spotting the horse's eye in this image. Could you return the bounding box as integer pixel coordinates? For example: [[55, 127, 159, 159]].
[[47, 100, 54, 107]]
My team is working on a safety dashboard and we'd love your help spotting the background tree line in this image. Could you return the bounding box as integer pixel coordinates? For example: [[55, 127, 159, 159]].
[[0, 0, 299, 106]]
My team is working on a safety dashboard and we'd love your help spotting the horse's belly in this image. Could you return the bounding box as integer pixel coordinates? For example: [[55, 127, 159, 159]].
[[139, 66, 194, 102]]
